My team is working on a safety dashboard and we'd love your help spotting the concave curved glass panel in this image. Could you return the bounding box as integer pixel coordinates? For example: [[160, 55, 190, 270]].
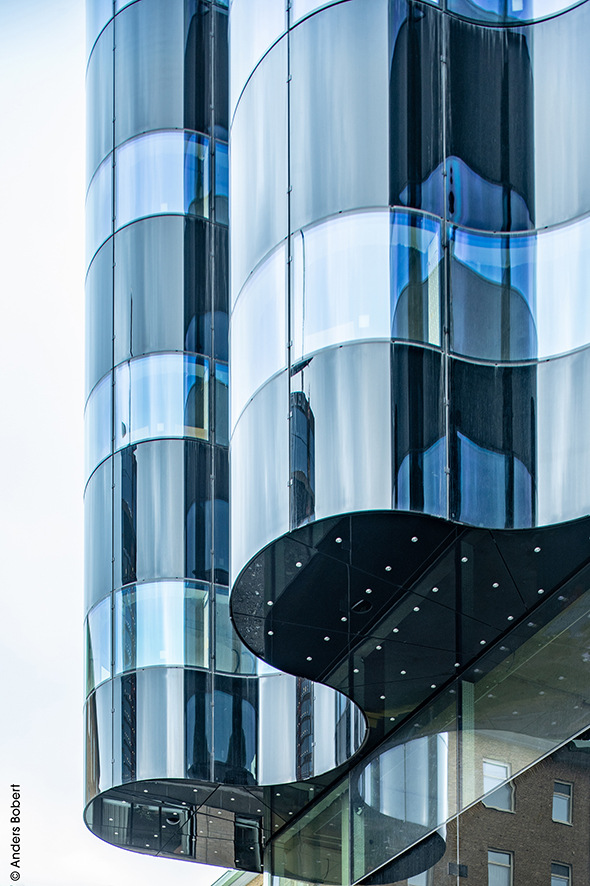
[[115, 131, 210, 230], [536, 345, 590, 525], [451, 215, 590, 361], [114, 353, 209, 449], [86, 154, 112, 267], [114, 216, 212, 364], [230, 37, 288, 299], [85, 373, 112, 483], [215, 362, 229, 446], [450, 358, 535, 528], [86, 19, 113, 185], [292, 212, 390, 364], [113, 439, 211, 589], [393, 344, 446, 518], [229, 0, 285, 114], [290, 342, 392, 524], [85, 238, 113, 399], [230, 242, 286, 428], [86, 596, 112, 695], [231, 372, 289, 584], [213, 673, 258, 784], [214, 141, 229, 225], [290, 0, 388, 232], [391, 211, 442, 346], [84, 458, 112, 611], [114, 581, 209, 673], [390, 0, 590, 230]]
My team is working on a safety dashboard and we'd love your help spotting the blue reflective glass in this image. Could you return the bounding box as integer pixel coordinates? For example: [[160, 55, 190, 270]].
[[86, 155, 112, 267], [391, 211, 442, 347], [115, 131, 210, 230], [86, 596, 111, 694], [85, 374, 112, 481], [215, 142, 228, 225], [114, 354, 209, 449], [215, 362, 229, 446]]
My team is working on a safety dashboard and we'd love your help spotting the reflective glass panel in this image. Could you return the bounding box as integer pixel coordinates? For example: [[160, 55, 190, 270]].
[[394, 344, 446, 517], [115, 0, 184, 146], [86, 20, 113, 184], [134, 668, 185, 780], [229, 0, 285, 112], [290, 0, 388, 231], [391, 211, 442, 346], [536, 346, 590, 525], [552, 781, 572, 823], [214, 9, 229, 139], [87, 0, 113, 57], [86, 596, 111, 695], [85, 373, 112, 481], [290, 343, 392, 523], [214, 141, 228, 225], [452, 216, 590, 362], [115, 354, 208, 449], [86, 155, 112, 267], [214, 362, 229, 446], [215, 584, 256, 674], [115, 131, 210, 230], [213, 448, 229, 584], [85, 238, 113, 398], [291, 0, 344, 22], [114, 216, 211, 364], [115, 581, 209, 672], [230, 38, 288, 298], [212, 673, 258, 783], [84, 459, 112, 611], [231, 372, 289, 583], [292, 212, 390, 363], [113, 440, 211, 588], [85, 682, 113, 800], [231, 242, 286, 427]]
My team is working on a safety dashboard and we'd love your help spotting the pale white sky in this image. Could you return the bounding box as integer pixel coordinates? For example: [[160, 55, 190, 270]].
[[0, 2, 225, 883]]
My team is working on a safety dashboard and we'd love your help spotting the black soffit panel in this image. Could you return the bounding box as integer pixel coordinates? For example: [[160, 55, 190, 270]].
[[231, 511, 590, 746]]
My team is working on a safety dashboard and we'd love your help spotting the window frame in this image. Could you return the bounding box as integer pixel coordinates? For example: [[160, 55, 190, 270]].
[[552, 781, 573, 825], [487, 849, 513, 886], [551, 861, 571, 886], [482, 759, 515, 813]]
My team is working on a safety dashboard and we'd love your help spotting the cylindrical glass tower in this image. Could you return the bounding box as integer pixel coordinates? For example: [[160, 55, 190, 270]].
[[84, 0, 364, 868]]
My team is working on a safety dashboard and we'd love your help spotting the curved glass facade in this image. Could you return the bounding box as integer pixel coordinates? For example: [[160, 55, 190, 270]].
[[84, 0, 364, 870], [228, 0, 590, 883]]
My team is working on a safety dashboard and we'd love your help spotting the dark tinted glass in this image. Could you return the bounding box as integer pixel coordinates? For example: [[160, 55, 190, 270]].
[[85, 458, 113, 611], [213, 224, 229, 360], [86, 238, 113, 398], [86, 20, 114, 183], [114, 216, 211, 365], [392, 344, 446, 517], [214, 446, 229, 583], [214, 9, 229, 139], [450, 357, 536, 528], [185, 669, 212, 780], [213, 674, 258, 784], [113, 440, 212, 590]]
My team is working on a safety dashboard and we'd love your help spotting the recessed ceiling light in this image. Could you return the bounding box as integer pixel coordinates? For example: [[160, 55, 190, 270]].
[[492, 582, 499, 588], [480, 639, 486, 645], [335, 537, 342, 544], [376, 644, 382, 650], [507, 615, 514, 621], [534, 546, 541, 553], [324, 636, 330, 641], [390, 716, 395, 722], [353, 668, 359, 673], [365, 588, 372, 594], [413, 606, 420, 612], [306, 655, 312, 661], [538, 588, 545, 594], [380, 695, 385, 700], [385, 565, 392, 571], [267, 630, 274, 636], [432, 586, 438, 593], [392, 627, 399, 633], [295, 561, 302, 568], [454, 662, 460, 667], [558, 595, 566, 601], [267, 600, 273, 606], [411, 536, 418, 543], [431, 683, 436, 689], [461, 556, 468, 563], [400, 669, 406, 675], [341, 616, 347, 622]]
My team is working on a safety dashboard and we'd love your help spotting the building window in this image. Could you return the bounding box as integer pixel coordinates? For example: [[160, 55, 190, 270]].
[[552, 782, 572, 823], [488, 850, 512, 886], [482, 760, 514, 812], [551, 863, 571, 886]]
